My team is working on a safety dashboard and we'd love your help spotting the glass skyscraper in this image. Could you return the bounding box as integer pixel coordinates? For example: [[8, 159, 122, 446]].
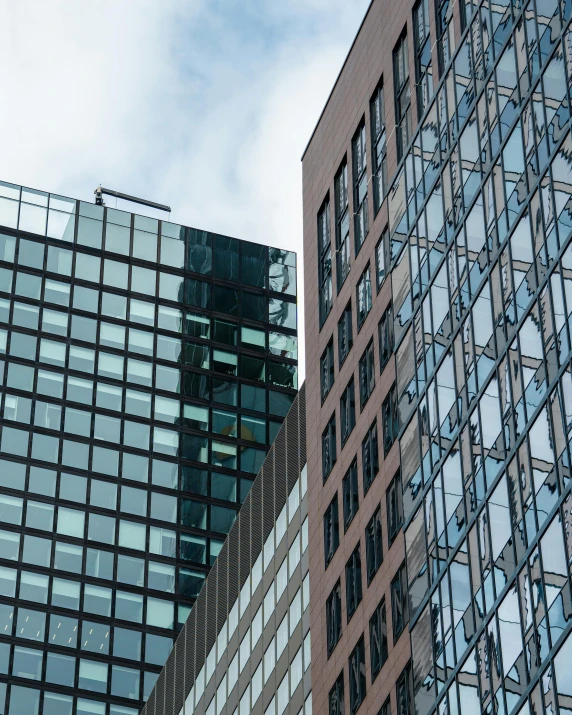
[[0, 182, 297, 715]]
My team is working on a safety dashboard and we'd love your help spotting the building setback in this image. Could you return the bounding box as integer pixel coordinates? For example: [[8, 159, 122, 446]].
[[142, 384, 311, 715], [0, 182, 298, 715], [303, 2, 572, 715]]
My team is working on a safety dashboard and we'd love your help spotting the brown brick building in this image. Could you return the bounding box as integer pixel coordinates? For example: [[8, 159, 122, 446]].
[[302, 1, 462, 713]]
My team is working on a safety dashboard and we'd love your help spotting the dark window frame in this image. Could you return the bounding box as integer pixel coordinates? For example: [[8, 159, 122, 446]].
[[361, 421, 379, 494], [334, 160, 350, 292], [386, 470, 403, 546], [370, 83, 387, 215], [365, 506, 383, 584], [318, 198, 333, 327], [345, 543, 363, 622], [356, 265, 372, 330], [378, 303, 394, 372], [393, 29, 411, 161], [326, 580, 343, 657], [358, 341, 375, 409], [342, 459, 359, 531], [320, 339, 335, 403], [340, 377, 356, 446], [322, 413, 337, 482], [352, 121, 369, 255], [369, 598, 388, 681], [382, 384, 399, 456], [413, 0, 433, 118], [329, 672, 345, 715], [338, 302, 353, 366], [391, 562, 409, 642], [324, 494, 340, 568], [348, 635, 366, 714]]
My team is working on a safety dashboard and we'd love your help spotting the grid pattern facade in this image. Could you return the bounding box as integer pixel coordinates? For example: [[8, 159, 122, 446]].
[[303, 2, 572, 715], [142, 386, 311, 715], [0, 182, 297, 715], [388, 3, 572, 715]]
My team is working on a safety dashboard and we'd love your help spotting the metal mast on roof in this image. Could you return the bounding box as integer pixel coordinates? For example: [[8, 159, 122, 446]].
[[94, 186, 171, 213]]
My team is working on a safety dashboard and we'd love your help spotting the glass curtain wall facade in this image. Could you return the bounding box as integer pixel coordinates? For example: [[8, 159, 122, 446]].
[[0, 182, 297, 715], [387, 2, 572, 715]]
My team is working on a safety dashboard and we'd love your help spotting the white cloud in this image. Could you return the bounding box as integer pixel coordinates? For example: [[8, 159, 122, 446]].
[[0, 0, 370, 379]]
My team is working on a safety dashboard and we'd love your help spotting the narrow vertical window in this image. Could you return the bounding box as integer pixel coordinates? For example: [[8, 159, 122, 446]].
[[326, 581, 342, 656], [322, 414, 337, 481], [436, 0, 454, 75], [391, 563, 409, 641], [369, 599, 388, 680], [361, 421, 379, 494], [340, 378, 356, 445], [356, 265, 372, 329], [352, 122, 369, 254], [375, 230, 388, 291], [329, 672, 345, 715], [358, 341, 375, 408], [393, 31, 411, 161], [370, 84, 387, 214], [320, 339, 335, 402], [342, 460, 359, 530], [345, 544, 363, 621], [386, 471, 403, 545], [324, 494, 340, 567], [382, 384, 399, 455], [348, 636, 366, 713], [318, 198, 333, 326], [396, 662, 413, 715], [378, 303, 394, 371], [338, 302, 353, 365], [365, 507, 383, 583], [413, 0, 433, 118], [335, 161, 350, 290]]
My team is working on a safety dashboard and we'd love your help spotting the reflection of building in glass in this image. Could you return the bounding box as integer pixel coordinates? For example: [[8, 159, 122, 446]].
[[0, 182, 297, 715], [142, 386, 310, 715], [303, 2, 572, 715]]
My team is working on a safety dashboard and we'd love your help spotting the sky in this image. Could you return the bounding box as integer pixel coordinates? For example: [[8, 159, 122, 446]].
[[0, 0, 371, 379]]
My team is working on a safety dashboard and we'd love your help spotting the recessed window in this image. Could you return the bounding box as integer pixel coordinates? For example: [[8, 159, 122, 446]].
[[356, 266, 372, 329], [413, 0, 433, 117], [340, 378, 356, 445], [370, 599, 388, 681], [352, 122, 369, 254], [322, 414, 337, 482], [358, 341, 375, 408], [382, 384, 399, 455], [391, 562, 409, 641], [338, 302, 353, 365], [379, 303, 394, 371], [329, 672, 345, 715], [386, 471, 403, 546], [348, 636, 366, 714], [361, 421, 379, 494], [321, 339, 335, 402], [393, 30, 411, 160], [326, 581, 342, 656], [318, 198, 333, 326], [335, 160, 350, 291], [324, 494, 340, 568], [365, 507, 383, 584], [342, 460, 359, 530], [345, 543, 362, 621]]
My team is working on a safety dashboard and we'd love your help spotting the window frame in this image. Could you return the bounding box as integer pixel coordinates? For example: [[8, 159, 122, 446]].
[[370, 83, 387, 215], [334, 160, 350, 292], [342, 459, 359, 531], [345, 543, 363, 622], [324, 494, 340, 568], [365, 506, 383, 585], [358, 341, 375, 409], [352, 121, 369, 255], [318, 198, 333, 327]]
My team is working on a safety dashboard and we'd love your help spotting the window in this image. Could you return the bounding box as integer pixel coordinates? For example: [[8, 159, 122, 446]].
[[318, 199, 333, 326], [352, 122, 368, 253], [365, 508, 383, 584], [370, 599, 388, 680], [348, 636, 366, 714], [324, 495, 340, 567], [342, 460, 359, 530], [370, 83, 387, 214], [386, 471, 403, 545], [391, 563, 409, 641], [358, 342, 375, 408], [322, 414, 337, 481], [329, 672, 345, 715], [413, 0, 433, 117], [382, 385, 399, 455], [335, 161, 350, 290], [361, 422, 379, 494], [326, 581, 342, 656], [436, 0, 454, 75], [321, 340, 335, 402], [396, 663, 413, 715], [379, 304, 394, 371], [393, 31, 411, 160], [340, 378, 356, 445], [338, 302, 353, 365], [345, 544, 362, 621], [356, 266, 372, 329]]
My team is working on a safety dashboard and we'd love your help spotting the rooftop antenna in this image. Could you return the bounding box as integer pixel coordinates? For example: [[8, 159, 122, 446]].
[[94, 186, 171, 213]]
